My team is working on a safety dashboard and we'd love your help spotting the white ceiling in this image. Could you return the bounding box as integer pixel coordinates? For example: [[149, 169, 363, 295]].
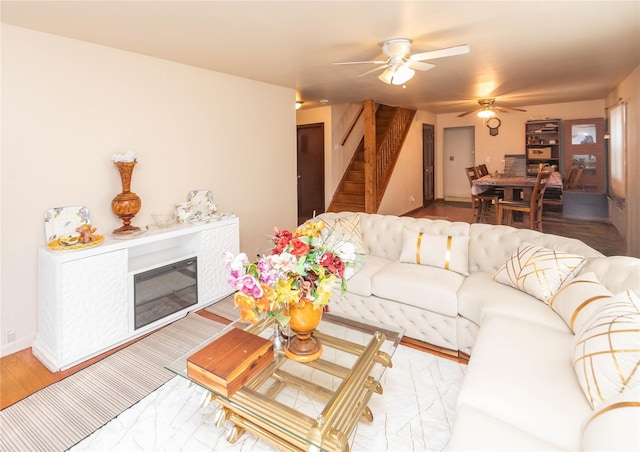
[[2, 1, 639, 114]]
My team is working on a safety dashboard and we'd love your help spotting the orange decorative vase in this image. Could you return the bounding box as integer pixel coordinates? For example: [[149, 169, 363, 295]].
[[112, 161, 142, 234], [284, 299, 323, 362]]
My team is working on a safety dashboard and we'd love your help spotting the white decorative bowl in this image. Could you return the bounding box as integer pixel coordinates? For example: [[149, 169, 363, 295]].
[[151, 214, 176, 228]]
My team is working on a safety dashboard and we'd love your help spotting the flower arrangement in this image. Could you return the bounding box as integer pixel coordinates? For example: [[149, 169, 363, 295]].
[[111, 151, 137, 163], [224, 221, 357, 325]]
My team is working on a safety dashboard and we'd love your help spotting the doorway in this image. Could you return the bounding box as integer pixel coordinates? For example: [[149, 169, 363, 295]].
[[296, 123, 325, 224], [443, 126, 475, 200], [422, 124, 435, 206]]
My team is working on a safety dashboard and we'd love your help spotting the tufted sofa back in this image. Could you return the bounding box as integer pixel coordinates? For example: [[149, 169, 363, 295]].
[[468, 223, 603, 273], [313, 212, 639, 296], [314, 212, 470, 261]]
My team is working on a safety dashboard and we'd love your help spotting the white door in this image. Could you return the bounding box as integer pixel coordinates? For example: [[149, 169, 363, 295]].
[[443, 126, 475, 199]]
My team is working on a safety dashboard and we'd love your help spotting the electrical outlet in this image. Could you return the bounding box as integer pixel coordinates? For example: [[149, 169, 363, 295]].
[[7, 331, 16, 343]]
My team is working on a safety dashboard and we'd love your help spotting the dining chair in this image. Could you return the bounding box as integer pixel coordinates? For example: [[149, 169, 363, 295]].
[[565, 166, 584, 189], [477, 163, 489, 177], [465, 166, 502, 223], [497, 166, 552, 232]]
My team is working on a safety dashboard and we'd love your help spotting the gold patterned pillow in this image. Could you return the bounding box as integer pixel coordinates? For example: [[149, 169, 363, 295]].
[[548, 272, 613, 332], [399, 230, 470, 275], [492, 242, 585, 303], [321, 215, 367, 254], [573, 290, 640, 409]]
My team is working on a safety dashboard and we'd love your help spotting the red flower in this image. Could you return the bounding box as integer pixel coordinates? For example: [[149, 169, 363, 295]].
[[272, 228, 293, 254], [290, 238, 310, 258], [319, 252, 345, 278]]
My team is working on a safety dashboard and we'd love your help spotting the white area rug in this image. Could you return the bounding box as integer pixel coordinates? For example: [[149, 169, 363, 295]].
[[70, 345, 466, 451]]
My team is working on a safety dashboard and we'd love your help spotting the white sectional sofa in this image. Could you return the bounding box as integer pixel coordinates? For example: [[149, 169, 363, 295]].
[[312, 212, 640, 451]]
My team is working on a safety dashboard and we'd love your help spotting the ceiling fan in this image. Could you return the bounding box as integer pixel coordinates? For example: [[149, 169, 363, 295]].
[[334, 38, 470, 85], [458, 98, 527, 118]]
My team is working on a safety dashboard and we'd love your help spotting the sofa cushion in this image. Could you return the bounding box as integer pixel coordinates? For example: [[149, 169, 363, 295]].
[[320, 215, 367, 254], [398, 229, 469, 276], [343, 254, 391, 297], [447, 404, 562, 451], [548, 272, 613, 332], [492, 242, 585, 303], [581, 387, 640, 451], [456, 312, 591, 450], [372, 262, 464, 317], [573, 290, 640, 409], [457, 272, 569, 333]]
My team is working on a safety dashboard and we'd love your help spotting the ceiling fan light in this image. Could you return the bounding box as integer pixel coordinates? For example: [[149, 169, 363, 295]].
[[378, 68, 395, 84], [477, 109, 495, 118], [295, 101, 304, 110], [391, 65, 415, 85]]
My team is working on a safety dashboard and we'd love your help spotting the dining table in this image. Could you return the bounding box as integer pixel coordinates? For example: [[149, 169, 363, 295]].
[[472, 171, 563, 201]]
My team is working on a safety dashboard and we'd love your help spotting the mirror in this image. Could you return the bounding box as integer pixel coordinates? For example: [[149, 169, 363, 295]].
[[571, 124, 596, 145]]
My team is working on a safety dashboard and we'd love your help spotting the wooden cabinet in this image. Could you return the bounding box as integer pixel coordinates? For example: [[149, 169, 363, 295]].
[[33, 218, 239, 371], [525, 119, 563, 175], [563, 118, 606, 192]]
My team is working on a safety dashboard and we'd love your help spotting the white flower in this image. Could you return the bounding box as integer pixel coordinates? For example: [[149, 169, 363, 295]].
[[112, 151, 137, 163], [334, 241, 356, 262], [267, 252, 297, 273], [224, 252, 248, 272]]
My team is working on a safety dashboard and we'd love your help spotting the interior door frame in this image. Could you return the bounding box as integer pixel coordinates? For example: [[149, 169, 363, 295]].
[[422, 123, 435, 206], [443, 126, 475, 199], [296, 123, 325, 224]]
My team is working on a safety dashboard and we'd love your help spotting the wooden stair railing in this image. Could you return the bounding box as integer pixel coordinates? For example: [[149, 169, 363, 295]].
[[327, 100, 415, 213]]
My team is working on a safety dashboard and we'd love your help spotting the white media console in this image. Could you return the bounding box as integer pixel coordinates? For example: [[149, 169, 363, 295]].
[[33, 216, 239, 371]]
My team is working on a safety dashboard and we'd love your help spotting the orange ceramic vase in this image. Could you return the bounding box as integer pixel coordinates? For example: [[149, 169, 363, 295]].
[[284, 299, 323, 362]]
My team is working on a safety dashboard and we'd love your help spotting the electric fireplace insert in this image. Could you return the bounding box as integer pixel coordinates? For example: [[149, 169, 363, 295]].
[[133, 257, 197, 329]]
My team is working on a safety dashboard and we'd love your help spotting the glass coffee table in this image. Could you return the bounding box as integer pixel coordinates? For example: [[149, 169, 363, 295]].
[[167, 312, 404, 451]]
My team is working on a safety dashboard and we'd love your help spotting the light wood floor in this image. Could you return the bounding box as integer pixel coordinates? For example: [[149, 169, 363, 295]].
[[0, 201, 626, 410]]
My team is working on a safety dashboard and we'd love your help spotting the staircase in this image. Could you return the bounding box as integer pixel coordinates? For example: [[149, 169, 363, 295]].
[[327, 103, 415, 213]]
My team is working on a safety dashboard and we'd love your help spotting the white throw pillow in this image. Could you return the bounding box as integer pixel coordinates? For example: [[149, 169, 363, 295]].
[[398, 229, 470, 276], [581, 389, 640, 451], [549, 272, 614, 332], [492, 242, 585, 303], [573, 290, 640, 409], [320, 215, 367, 254]]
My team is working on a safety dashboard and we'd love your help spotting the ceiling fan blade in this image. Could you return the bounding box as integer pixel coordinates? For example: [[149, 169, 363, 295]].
[[333, 60, 388, 65], [410, 44, 470, 62], [493, 107, 510, 113], [500, 106, 528, 112], [457, 108, 479, 117], [406, 60, 436, 71], [357, 65, 388, 77]]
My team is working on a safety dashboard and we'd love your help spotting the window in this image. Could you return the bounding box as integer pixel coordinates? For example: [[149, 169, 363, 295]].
[[608, 101, 626, 202]]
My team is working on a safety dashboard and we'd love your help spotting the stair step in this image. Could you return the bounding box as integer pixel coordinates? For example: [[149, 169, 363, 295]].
[[334, 192, 364, 204], [343, 181, 364, 192], [346, 171, 364, 182], [352, 161, 364, 171]]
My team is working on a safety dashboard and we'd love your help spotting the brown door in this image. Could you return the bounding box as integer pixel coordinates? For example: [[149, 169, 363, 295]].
[[422, 123, 435, 206], [297, 123, 325, 224]]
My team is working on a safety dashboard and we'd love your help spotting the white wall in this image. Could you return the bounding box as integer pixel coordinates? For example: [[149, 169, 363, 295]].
[[1, 25, 297, 355]]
